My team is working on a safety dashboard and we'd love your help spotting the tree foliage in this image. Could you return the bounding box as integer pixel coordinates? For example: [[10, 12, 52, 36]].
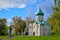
[[0, 18, 7, 35], [47, 0, 60, 34], [11, 16, 26, 35]]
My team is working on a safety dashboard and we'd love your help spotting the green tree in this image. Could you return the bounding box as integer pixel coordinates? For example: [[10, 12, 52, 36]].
[[11, 16, 26, 35], [47, 0, 60, 34], [0, 18, 7, 35]]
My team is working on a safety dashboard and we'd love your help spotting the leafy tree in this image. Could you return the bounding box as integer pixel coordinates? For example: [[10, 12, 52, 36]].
[[26, 17, 35, 24], [11, 16, 26, 35], [0, 18, 7, 35], [47, 0, 60, 34]]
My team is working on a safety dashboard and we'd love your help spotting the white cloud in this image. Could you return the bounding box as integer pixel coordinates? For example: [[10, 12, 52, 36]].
[[19, 4, 26, 8], [0, 0, 27, 9], [0, 0, 37, 9], [7, 18, 11, 26]]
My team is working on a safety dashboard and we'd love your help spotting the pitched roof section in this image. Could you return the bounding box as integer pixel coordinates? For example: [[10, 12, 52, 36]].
[[36, 21, 44, 25], [36, 9, 44, 16], [36, 21, 50, 26]]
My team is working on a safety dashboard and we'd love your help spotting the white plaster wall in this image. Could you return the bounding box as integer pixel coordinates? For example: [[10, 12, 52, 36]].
[[28, 24, 33, 36], [33, 23, 36, 33], [38, 24, 40, 36], [35, 24, 38, 36], [40, 25, 44, 36], [44, 25, 51, 36], [36, 15, 43, 22]]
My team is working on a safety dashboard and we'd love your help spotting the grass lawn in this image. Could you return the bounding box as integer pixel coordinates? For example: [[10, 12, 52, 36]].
[[0, 35, 60, 40], [0, 35, 8, 40]]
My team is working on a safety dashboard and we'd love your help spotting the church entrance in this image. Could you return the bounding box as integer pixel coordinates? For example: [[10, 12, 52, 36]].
[[33, 32, 35, 36]]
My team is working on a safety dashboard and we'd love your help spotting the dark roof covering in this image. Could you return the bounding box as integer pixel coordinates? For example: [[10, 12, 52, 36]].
[[36, 9, 44, 16]]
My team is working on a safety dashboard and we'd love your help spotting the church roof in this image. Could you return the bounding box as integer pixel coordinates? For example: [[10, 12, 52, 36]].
[[36, 21, 50, 26], [36, 9, 44, 16], [36, 22, 44, 25], [44, 21, 50, 26]]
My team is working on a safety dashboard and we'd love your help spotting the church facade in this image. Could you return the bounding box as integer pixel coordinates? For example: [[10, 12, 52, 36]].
[[28, 7, 51, 36]]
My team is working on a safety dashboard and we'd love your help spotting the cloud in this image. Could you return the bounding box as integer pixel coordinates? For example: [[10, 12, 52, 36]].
[[0, 0, 37, 9], [0, 0, 27, 9], [19, 4, 26, 8], [7, 18, 11, 26]]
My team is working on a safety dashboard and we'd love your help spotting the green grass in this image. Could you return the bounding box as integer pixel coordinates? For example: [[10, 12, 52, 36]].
[[0, 35, 8, 40], [0, 35, 60, 40], [12, 36, 60, 40]]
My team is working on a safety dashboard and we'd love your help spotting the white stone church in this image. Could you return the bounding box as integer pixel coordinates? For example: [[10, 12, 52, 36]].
[[8, 4, 51, 36], [27, 5, 51, 36], [9, 4, 51, 36]]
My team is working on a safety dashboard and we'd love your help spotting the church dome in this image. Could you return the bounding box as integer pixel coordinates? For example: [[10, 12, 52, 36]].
[[36, 9, 44, 16]]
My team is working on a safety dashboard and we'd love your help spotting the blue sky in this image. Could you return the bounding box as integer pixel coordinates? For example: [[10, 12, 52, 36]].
[[0, 0, 54, 25]]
